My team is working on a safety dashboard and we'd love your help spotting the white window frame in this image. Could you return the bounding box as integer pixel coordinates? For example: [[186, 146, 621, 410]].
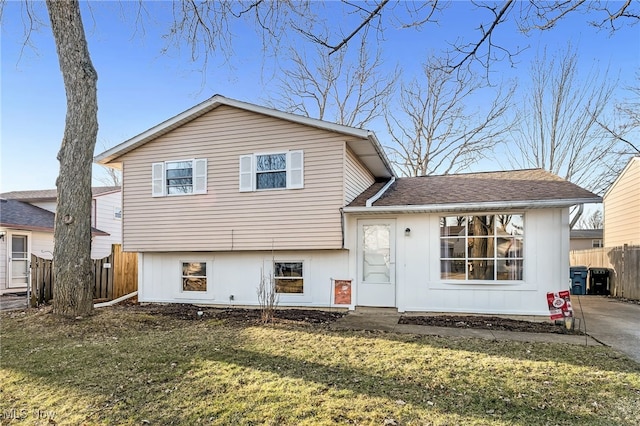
[[179, 260, 211, 297], [239, 150, 303, 192], [114, 206, 122, 219], [152, 158, 207, 197], [273, 260, 306, 298], [439, 213, 525, 283], [592, 239, 603, 248]]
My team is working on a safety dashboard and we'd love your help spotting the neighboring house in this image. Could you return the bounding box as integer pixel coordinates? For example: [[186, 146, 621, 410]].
[[603, 156, 640, 248], [94, 95, 600, 316], [570, 229, 604, 251], [1, 186, 122, 259], [0, 199, 108, 294]]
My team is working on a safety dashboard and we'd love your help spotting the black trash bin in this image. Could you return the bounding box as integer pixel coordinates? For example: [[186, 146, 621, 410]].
[[589, 268, 611, 295], [569, 266, 588, 295]]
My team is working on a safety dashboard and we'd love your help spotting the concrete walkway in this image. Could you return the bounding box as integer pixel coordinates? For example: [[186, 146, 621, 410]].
[[572, 295, 640, 364], [330, 307, 600, 347]]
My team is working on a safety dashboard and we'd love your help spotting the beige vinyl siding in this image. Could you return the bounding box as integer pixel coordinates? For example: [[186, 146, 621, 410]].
[[604, 158, 640, 247], [344, 146, 375, 204], [117, 105, 355, 252]]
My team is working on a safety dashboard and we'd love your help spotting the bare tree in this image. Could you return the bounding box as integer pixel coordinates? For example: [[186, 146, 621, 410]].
[[46, 0, 98, 317], [97, 166, 121, 187], [597, 72, 640, 154], [385, 57, 514, 176], [576, 210, 603, 230], [271, 34, 397, 128], [509, 46, 620, 193]]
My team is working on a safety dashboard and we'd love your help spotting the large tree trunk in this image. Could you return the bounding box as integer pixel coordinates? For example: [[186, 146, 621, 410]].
[[46, 0, 98, 317]]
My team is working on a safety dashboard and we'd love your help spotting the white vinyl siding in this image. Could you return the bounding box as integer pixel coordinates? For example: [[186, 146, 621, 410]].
[[344, 146, 375, 204], [604, 158, 640, 247], [118, 105, 351, 252]]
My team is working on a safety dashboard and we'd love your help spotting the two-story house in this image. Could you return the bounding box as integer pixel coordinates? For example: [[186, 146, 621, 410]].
[[95, 96, 600, 315]]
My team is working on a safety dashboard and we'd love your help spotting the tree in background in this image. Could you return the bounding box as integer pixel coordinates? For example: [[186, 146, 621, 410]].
[[576, 210, 604, 230], [270, 34, 397, 129], [509, 45, 620, 194], [385, 57, 514, 176]]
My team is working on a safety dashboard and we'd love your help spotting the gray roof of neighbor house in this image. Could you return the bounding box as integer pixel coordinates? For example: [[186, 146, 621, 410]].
[[570, 229, 603, 239], [0, 186, 120, 202], [0, 199, 109, 235], [346, 169, 601, 212]]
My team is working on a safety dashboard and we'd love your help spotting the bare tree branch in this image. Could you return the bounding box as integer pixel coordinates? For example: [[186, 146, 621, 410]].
[[508, 45, 623, 194], [385, 57, 515, 176], [271, 32, 397, 128]]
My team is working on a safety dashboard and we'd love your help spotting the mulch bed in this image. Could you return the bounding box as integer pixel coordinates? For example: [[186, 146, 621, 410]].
[[399, 315, 583, 335], [117, 302, 346, 325], [117, 303, 583, 335]]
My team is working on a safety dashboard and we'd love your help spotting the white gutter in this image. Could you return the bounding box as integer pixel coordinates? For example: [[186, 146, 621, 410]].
[[344, 198, 601, 214], [366, 177, 396, 207], [94, 291, 138, 308]]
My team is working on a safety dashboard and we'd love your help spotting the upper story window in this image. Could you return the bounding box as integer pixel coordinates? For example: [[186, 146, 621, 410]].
[[239, 151, 303, 192], [114, 206, 122, 219], [440, 214, 524, 282], [152, 159, 207, 197]]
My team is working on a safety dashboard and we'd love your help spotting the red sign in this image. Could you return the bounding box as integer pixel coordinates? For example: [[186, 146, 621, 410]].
[[334, 279, 352, 305], [547, 291, 573, 320]]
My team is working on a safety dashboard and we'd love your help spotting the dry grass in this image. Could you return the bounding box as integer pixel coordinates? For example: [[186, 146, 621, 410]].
[[1, 306, 639, 425]]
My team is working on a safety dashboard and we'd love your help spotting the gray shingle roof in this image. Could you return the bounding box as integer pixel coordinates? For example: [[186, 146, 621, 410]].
[[348, 169, 601, 208], [570, 229, 603, 239], [0, 186, 120, 201], [0, 199, 108, 235]]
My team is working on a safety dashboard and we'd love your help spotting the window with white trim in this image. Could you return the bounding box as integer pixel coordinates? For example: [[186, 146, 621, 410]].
[[592, 239, 603, 248], [152, 159, 207, 197], [114, 206, 122, 219], [274, 261, 304, 294], [440, 214, 524, 281], [239, 151, 303, 192], [182, 262, 207, 292]]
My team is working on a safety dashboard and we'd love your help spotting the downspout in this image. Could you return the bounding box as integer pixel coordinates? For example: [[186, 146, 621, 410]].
[[340, 207, 345, 249], [569, 203, 584, 229], [366, 177, 396, 207]]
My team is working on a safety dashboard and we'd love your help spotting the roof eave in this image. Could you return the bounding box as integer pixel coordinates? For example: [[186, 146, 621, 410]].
[[344, 197, 602, 214], [94, 95, 386, 166]]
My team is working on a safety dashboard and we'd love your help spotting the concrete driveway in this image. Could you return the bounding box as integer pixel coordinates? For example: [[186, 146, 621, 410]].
[[572, 295, 640, 364]]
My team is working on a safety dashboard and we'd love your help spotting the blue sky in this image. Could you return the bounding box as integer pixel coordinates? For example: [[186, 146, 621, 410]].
[[1, 1, 638, 193]]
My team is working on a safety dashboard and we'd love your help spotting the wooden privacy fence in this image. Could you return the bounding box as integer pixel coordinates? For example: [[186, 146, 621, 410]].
[[30, 244, 137, 306], [570, 245, 640, 300]]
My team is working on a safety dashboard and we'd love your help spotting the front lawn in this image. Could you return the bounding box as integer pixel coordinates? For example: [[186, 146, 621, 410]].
[[1, 306, 639, 425]]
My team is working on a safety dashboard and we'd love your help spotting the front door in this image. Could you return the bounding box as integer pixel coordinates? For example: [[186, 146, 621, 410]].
[[357, 220, 396, 307], [9, 234, 30, 289]]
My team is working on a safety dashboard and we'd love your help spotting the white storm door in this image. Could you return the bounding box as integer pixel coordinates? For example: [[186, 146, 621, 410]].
[[9, 234, 30, 289], [357, 220, 396, 307]]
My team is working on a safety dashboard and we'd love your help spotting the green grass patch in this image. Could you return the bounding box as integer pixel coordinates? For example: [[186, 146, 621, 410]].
[[1, 307, 639, 425]]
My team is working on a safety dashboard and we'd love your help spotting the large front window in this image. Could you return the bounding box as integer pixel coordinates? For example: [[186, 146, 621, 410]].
[[440, 214, 524, 281]]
